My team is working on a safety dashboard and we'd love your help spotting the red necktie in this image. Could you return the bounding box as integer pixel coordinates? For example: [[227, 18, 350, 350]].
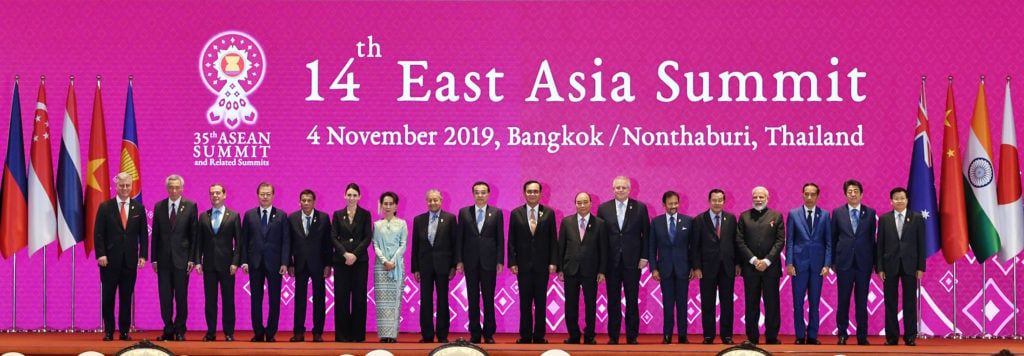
[[120, 202, 128, 229]]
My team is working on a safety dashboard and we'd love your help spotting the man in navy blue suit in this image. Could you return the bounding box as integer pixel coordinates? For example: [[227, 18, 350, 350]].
[[456, 181, 505, 344], [240, 182, 291, 343], [648, 191, 694, 344], [785, 183, 832, 345], [597, 176, 650, 345], [830, 179, 876, 346]]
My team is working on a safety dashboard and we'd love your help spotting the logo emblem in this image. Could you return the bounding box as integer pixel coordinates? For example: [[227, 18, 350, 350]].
[[200, 31, 266, 130], [968, 157, 994, 188]]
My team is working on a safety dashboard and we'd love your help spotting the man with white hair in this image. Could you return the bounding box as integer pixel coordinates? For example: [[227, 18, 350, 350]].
[[735, 186, 785, 345], [151, 174, 199, 341], [95, 172, 148, 341]]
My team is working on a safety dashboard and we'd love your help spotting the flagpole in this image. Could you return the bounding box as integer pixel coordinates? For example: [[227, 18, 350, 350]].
[[1015, 256, 1021, 340], [916, 76, 928, 340], [68, 244, 76, 332], [94, 74, 104, 334], [947, 260, 962, 339], [127, 74, 138, 334], [982, 263, 990, 339], [39, 245, 48, 332], [6, 253, 17, 333]]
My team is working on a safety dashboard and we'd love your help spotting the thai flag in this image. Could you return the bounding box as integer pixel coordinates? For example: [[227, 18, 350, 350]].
[[57, 79, 84, 252]]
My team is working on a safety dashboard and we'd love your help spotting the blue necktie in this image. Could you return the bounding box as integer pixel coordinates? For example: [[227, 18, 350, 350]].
[[305, 215, 311, 235], [212, 209, 222, 234], [261, 209, 269, 229], [668, 215, 676, 242], [850, 209, 860, 233], [806, 210, 813, 232], [617, 201, 625, 229], [477, 208, 484, 232]]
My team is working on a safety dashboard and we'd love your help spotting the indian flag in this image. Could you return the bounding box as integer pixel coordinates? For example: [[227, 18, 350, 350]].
[[963, 78, 1002, 263]]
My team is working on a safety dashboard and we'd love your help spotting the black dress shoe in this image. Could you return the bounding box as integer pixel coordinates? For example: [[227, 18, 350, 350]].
[[885, 339, 898, 346], [290, 335, 305, 342], [438, 338, 449, 343], [905, 339, 916, 346], [807, 338, 821, 345], [767, 338, 782, 345], [857, 338, 870, 345], [203, 334, 216, 342], [103, 333, 113, 341], [484, 337, 495, 344], [627, 338, 638, 345], [679, 337, 689, 344], [564, 338, 580, 344], [722, 337, 734, 344], [470, 336, 481, 343], [251, 335, 264, 342], [533, 338, 547, 344], [176, 334, 186, 341], [119, 332, 131, 341], [156, 333, 173, 341], [313, 334, 323, 342], [702, 337, 714, 344], [224, 335, 234, 341], [607, 338, 619, 345], [584, 338, 597, 345], [796, 338, 805, 344], [266, 337, 276, 343], [419, 338, 433, 343], [837, 335, 848, 345], [515, 338, 531, 344], [662, 336, 672, 344]]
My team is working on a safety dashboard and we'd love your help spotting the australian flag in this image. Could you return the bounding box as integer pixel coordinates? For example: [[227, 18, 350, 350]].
[[909, 81, 941, 257]]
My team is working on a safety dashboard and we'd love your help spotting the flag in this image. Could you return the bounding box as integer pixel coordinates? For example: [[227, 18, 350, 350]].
[[997, 79, 1024, 262], [1, 80, 28, 258], [56, 79, 84, 253], [963, 79, 1001, 263], [83, 79, 108, 256], [119, 80, 142, 204], [908, 79, 941, 258], [27, 80, 57, 255], [940, 79, 970, 263]]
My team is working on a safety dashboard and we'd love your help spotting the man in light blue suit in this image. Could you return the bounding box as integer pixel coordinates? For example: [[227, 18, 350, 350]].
[[785, 183, 832, 345], [648, 191, 694, 345]]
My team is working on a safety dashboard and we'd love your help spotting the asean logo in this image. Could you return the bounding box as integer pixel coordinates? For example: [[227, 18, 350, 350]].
[[200, 31, 266, 130]]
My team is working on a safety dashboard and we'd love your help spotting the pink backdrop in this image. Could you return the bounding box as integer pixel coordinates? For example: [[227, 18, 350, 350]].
[[0, 1, 1022, 337]]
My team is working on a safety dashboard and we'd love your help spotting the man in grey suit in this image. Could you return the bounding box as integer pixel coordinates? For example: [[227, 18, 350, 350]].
[[456, 181, 504, 344], [785, 183, 832, 345], [648, 191, 694, 344], [240, 182, 291, 342], [287, 189, 332, 342], [558, 192, 607, 345], [507, 181, 558, 344], [596, 176, 650, 345], [736, 186, 785, 345], [151, 174, 199, 341], [877, 187, 925, 346], [412, 189, 458, 343], [195, 183, 241, 342]]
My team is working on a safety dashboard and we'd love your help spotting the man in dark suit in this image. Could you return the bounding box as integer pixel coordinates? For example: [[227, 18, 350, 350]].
[[287, 189, 332, 342], [240, 182, 291, 342], [736, 186, 785, 345], [596, 176, 650, 345], [831, 179, 877, 346], [785, 183, 832, 345], [456, 181, 504, 344], [507, 181, 558, 344], [412, 189, 458, 343], [691, 189, 738, 345], [648, 191, 694, 344], [558, 192, 607, 345], [95, 172, 148, 341], [150, 174, 199, 341], [877, 187, 925, 346], [195, 183, 241, 342]]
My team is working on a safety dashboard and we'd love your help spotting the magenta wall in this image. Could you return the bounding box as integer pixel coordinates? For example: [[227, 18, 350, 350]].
[[0, 1, 1022, 337]]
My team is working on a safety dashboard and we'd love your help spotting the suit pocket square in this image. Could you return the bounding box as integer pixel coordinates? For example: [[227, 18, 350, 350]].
[[131, 215, 141, 218]]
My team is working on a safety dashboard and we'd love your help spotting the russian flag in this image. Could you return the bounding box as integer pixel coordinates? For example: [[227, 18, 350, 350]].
[[1, 79, 28, 259], [119, 79, 142, 204], [57, 78, 84, 252]]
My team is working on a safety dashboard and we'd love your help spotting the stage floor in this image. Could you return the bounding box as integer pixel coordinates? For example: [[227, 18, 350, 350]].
[[0, 332, 1019, 355]]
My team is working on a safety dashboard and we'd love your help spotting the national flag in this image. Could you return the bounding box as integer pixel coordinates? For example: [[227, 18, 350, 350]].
[[27, 79, 57, 255], [83, 78, 109, 256], [56, 78, 84, 253], [939, 78, 970, 263], [908, 79, 941, 257], [119, 80, 142, 204], [1, 80, 28, 259], [997, 79, 1024, 262], [963, 78, 1002, 263]]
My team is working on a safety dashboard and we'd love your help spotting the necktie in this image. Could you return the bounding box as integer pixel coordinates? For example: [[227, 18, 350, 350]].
[[120, 202, 127, 229], [477, 208, 485, 233], [212, 209, 221, 234], [714, 214, 721, 237], [897, 213, 904, 239], [529, 207, 537, 235], [305, 215, 311, 235], [261, 209, 269, 229], [851, 209, 860, 233], [170, 202, 177, 227], [428, 213, 438, 246], [668, 215, 676, 242], [806, 210, 813, 232], [579, 216, 586, 241], [617, 201, 625, 229]]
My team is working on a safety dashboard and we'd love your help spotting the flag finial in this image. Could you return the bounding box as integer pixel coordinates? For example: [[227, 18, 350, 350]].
[[70, 75, 74, 84], [128, 75, 133, 86], [1007, 76, 1012, 82], [948, 75, 953, 82], [15, 75, 19, 83], [922, 76, 926, 83], [981, 75, 986, 83], [40, 75, 45, 83], [96, 75, 101, 88]]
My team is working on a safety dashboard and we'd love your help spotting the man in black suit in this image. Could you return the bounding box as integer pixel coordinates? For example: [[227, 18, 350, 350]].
[[736, 186, 784, 345], [507, 181, 558, 344], [412, 189, 458, 343], [456, 181, 504, 344], [831, 179, 877, 346], [240, 182, 291, 342], [95, 172, 148, 341], [287, 189, 332, 343], [877, 187, 925, 346], [691, 189, 738, 345], [151, 174, 198, 341], [596, 176, 650, 345], [195, 183, 241, 342], [648, 191, 694, 344], [559, 192, 607, 345]]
